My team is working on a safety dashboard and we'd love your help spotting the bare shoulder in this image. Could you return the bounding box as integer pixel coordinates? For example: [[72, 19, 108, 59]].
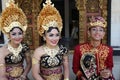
[[33, 46, 45, 59], [0, 46, 7, 55]]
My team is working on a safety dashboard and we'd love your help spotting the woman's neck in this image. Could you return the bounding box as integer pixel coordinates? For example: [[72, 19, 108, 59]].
[[45, 44, 58, 49], [9, 42, 19, 48]]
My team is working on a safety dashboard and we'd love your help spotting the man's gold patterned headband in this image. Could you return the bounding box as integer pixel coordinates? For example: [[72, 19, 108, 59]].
[[89, 16, 107, 28]]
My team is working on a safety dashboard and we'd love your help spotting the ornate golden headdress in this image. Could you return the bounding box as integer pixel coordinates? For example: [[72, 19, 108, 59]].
[[37, 0, 63, 36], [89, 16, 107, 28], [0, 0, 27, 36]]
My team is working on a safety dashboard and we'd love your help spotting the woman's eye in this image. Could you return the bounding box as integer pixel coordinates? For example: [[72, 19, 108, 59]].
[[18, 32, 23, 35], [11, 33, 16, 35], [99, 29, 104, 32], [92, 28, 96, 31], [56, 33, 60, 36], [49, 34, 54, 37]]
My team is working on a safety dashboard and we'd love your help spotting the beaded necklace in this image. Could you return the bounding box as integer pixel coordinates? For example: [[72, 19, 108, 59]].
[[43, 45, 59, 58], [8, 43, 23, 57]]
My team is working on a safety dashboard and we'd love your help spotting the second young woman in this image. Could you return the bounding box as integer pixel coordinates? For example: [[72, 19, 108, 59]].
[[32, 0, 69, 80]]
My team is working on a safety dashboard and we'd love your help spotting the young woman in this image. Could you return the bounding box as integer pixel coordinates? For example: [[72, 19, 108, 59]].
[[72, 16, 114, 80], [32, 0, 69, 80], [0, 1, 31, 80]]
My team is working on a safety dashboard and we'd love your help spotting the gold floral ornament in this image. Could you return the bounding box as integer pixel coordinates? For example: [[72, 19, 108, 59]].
[[89, 16, 107, 28], [0, 0, 27, 37], [37, 0, 63, 36]]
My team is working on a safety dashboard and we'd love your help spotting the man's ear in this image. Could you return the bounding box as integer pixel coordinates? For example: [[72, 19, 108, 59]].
[[102, 31, 105, 39]]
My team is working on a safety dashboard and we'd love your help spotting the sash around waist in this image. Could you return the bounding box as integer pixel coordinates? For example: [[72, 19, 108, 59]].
[[40, 66, 62, 76]]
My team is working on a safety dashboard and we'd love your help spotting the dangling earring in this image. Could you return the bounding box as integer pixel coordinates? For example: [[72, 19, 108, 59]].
[[43, 37, 46, 41]]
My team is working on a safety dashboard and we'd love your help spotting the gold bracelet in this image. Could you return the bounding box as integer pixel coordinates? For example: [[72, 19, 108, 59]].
[[64, 78, 69, 80], [21, 75, 26, 79], [0, 63, 5, 68]]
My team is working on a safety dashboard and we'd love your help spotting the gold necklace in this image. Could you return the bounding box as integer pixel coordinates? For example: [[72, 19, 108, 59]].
[[8, 43, 23, 57], [43, 45, 59, 58]]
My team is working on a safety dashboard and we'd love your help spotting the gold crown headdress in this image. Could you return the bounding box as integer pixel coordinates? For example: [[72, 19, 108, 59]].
[[0, 0, 27, 36], [89, 16, 107, 28], [37, 0, 63, 36]]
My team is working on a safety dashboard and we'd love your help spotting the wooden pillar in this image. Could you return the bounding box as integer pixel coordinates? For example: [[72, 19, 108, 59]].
[[64, 0, 69, 38]]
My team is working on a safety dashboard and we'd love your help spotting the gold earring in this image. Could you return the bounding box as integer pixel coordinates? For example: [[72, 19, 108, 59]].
[[43, 37, 46, 41]]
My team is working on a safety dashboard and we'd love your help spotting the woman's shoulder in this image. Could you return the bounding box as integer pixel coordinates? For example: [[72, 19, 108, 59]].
[[34, 46, 45, 56], [0, 45, 7, 52], [35, 46, 43, 52], [0, 45, 8, 57]]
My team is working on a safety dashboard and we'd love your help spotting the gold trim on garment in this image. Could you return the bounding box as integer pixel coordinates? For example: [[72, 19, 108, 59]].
[[7, 66, 23, 77], [42, 73, 62, 80], [0, 63, 5, 68], [32, 57, 39, 65]]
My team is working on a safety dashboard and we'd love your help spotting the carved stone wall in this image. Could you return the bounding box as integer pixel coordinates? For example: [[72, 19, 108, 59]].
[[15, 0, 42, 49], [75, 0, 108, 43]]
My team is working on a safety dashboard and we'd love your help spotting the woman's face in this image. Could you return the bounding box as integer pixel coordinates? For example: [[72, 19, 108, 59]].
[[44, 28, 60, 48], [9, 28, 23, 45], [88, 26, 105, 41]]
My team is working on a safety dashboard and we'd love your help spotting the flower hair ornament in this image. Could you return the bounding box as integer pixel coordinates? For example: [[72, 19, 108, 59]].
[[37, 0, 63, 36], [89, 16, 107, 28], [0, 0, 27, 37]]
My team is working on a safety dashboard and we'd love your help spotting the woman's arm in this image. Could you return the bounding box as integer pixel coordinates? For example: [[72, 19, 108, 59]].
[[0, 64, 7, 80], [0, 49, 7, 80], [32, 48, 44, 80], [21, 51, 32, 79], [63, 55, 69, 80]]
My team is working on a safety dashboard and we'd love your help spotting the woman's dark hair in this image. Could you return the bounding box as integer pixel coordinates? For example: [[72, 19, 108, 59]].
[[10, 27, 23, 33], [43, 27, 60, 36], [40, 27, 60, 45]]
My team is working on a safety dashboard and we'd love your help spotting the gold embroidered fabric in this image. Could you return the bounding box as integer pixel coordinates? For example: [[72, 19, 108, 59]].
[[6, 66, 23, 77], [80, 43, 109, 70], [40, 66, 63, 80], [42, 73, 62, 80], [89, 16, 107, 28]]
